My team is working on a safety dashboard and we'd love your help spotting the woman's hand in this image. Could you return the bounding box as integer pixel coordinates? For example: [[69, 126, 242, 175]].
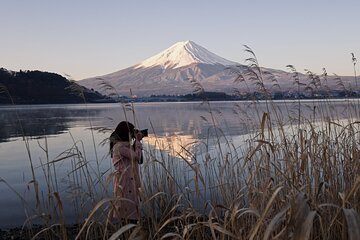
[[134, 131, 143, 141]]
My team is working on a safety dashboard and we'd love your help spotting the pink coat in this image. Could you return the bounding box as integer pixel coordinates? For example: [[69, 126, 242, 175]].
[[112, 140, 142, 220]]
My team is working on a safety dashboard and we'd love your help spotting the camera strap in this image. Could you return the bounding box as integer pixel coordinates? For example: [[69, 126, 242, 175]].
[[138, 152, 143, 164]]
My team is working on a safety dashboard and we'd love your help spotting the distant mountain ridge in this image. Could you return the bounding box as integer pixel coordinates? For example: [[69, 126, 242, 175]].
[[0, 68, 111, 104]]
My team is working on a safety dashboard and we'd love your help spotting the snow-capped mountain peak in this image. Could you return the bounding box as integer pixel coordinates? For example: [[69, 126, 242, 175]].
[[135, 40, 237, 69]]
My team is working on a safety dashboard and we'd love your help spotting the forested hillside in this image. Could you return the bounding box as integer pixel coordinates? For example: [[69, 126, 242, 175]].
[[0, 68, 111, 104]]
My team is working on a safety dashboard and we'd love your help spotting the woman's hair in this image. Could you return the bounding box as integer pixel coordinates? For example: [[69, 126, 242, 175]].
[[110, 121, 135, 157], [114, 121, 135, 141]]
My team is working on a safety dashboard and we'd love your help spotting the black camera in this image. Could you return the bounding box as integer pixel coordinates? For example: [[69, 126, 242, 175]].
[[135, 129, 148, 137]]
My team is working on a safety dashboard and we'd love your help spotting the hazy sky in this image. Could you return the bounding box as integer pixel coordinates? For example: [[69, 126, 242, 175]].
[[1, 0, 359, 80]]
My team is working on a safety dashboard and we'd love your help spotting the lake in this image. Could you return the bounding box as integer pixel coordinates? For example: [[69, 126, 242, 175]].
[[0, 100, 359, 228]]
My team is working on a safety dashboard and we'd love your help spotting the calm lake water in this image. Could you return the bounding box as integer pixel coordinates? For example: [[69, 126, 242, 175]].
[[0, 100, 358, 228]]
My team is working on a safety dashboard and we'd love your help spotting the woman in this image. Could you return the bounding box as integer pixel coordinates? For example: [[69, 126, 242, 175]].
[[110, 121, 143, 222]]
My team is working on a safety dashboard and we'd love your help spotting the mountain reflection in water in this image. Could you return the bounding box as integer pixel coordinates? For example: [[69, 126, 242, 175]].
[[0, 102, 254, 143], [144, 133, 199, 161]]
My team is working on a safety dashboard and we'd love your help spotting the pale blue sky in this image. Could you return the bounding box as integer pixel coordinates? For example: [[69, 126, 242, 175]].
[[1, 0, 359, 79]]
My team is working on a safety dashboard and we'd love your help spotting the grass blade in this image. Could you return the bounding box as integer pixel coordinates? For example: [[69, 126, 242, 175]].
[[343, 208, 360, 240]]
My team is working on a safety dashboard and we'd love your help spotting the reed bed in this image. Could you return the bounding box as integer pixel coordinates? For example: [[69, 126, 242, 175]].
[[1, 50, 360, 240]]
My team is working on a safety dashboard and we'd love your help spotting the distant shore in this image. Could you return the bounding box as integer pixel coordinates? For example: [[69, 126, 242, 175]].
[[1, 94, 360, 105]]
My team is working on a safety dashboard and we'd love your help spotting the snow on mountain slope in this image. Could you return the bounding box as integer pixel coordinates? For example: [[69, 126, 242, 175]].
[[135, 40, 237, 69]]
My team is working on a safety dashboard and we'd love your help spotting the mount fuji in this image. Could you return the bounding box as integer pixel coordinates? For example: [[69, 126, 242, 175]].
[[78, 41, 352, 97], [78, 40, 249, 97]]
